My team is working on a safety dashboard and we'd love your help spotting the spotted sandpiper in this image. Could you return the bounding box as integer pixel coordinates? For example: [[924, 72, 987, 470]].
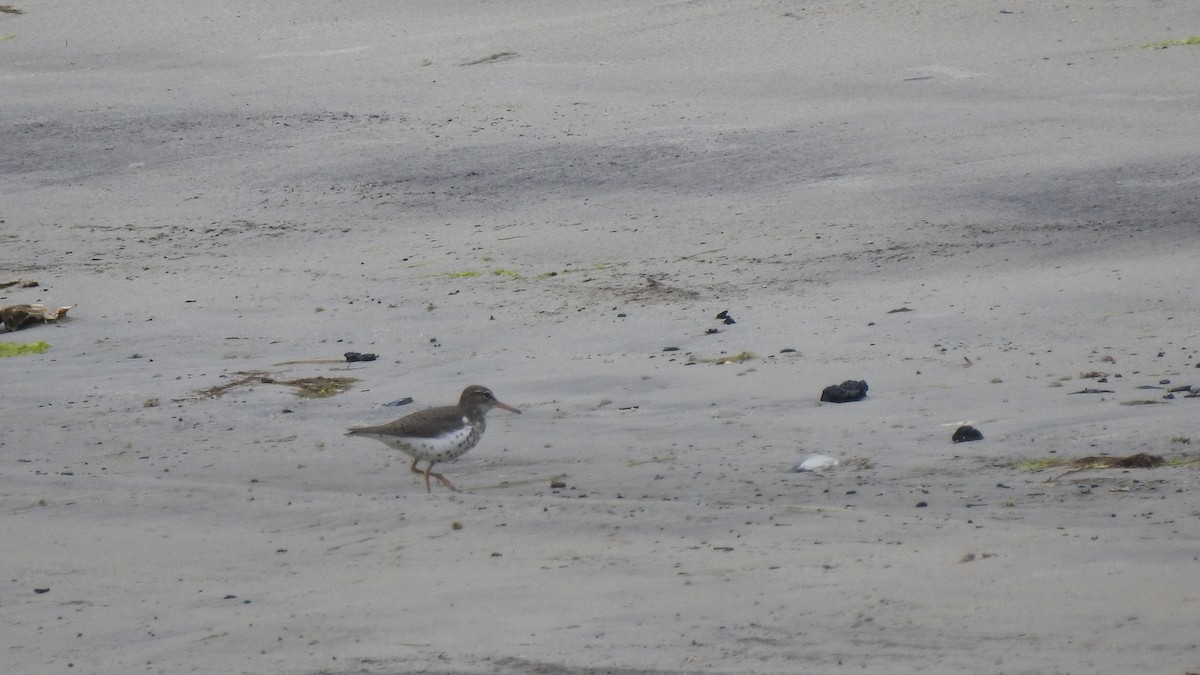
[[346, 385, 521, 492]]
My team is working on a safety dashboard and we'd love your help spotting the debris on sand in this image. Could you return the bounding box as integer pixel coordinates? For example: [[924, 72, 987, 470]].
[[1, 304, 75, 332], [792, 454, 840, 472], [1, 277, 39, 288], [1048, 453, 1165, 481], [1015, 453, 1168, 482], [273, 352, 377, 366], [459, 51, 518, 66], [196, 371, 358, 399]]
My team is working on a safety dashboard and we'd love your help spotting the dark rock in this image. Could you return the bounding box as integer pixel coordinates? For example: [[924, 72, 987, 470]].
[[344, 351, 377, 362], [952, 425, 984, 443], [716, 310, 736, 325], [384, 397, 414, 407], [820, 380, 868, 403]]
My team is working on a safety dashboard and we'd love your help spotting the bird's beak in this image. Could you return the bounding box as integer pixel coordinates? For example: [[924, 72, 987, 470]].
[[496, 401, 521, 414]]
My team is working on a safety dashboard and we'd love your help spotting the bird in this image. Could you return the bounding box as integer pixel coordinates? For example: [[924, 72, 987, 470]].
[[346, 385, 521, 492]]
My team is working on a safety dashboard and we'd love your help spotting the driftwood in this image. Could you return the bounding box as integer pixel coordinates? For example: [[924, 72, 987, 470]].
[[0, 304, 76, 332], [1050, 453, 1165, 481]]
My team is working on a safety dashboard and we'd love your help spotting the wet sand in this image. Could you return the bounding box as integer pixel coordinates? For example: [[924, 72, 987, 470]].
[[3, 2, 1199, 673]]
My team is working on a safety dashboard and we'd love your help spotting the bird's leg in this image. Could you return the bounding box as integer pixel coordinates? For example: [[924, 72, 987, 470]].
[[425, 464, 457, 492], [409, 459, 433, 493]]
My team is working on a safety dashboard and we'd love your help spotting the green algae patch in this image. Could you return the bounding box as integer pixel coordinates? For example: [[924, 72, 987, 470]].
[[0, 340, 51, 357], [628, 454, 678, 467], [697, 351, 757, 365], [1139, 36, 1200, 48]]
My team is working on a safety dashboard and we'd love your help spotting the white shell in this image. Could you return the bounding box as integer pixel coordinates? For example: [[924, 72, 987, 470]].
[[793, 454, 840, 472]]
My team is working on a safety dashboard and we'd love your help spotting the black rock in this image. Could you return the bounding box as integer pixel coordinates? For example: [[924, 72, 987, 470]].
[[344, 351, 378, 362], [952, 425, 984, 443], [384, 397, 414, 407], [716, 310, 736, 325], [820, 380, 868, 403]]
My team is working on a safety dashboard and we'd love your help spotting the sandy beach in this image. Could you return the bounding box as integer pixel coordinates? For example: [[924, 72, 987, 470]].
[[3, 1, 1199, 673]]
